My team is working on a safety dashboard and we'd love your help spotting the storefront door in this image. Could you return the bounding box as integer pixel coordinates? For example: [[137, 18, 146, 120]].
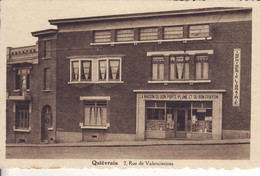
[[174, 108, 187, 138]]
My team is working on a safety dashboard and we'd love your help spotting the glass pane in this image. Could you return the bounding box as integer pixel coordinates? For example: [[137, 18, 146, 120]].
[[102, 107, 107, 126], [203, 62, 209, 79], [72, 61, 79, 81], [176, 63, 184, 79], [94, 31, 111, 43], [170, 63, 176, 80], [99, 60, 107, 80], [147, 109, 165, 120], [152, 63, 158, 80], [109, 60, 120, 80], [84, 107, 90, 125], [158, 64, 164, 80], [82, 61, 91, 81], [184, 63, 189, 79], [117, 29, 134, 41], [140, 28, 158, 40], [164, 26, 183, 39], [177, 110, 185, 131], [189, 25, 209, 38], [196, 62, 201, 79]]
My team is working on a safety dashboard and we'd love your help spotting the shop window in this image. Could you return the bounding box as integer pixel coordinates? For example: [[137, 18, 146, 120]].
[[70, 57, 122, 83], [116, 29, 134, 42], [140, 27, 158, 41], [15, 69, 30, 90], [15, 103, 30, 129], [146, 101, 166, 132], [43, 40, 51, 58], [84, 101, 107, 127], [196, 55, 209, 80], [170, 56, 190, 80], [152, 57, 164, 80], [94, 31, 111, 43], [189, 25, 209, 38], [191, 102, 212, 133], [164, 26, 183, 39], [43, 68, 51, 90]]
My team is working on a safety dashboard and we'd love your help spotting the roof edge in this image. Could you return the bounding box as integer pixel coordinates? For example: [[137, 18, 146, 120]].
[[49, 7, 252, 25], [31, 29, 58, 37]]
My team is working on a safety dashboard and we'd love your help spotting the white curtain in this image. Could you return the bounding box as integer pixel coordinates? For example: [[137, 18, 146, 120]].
[[99, 61, 107, 80], [73, 62, 79, 80], [90, 107, 95, 125], [196, 62, 202, 79], [110, 60, 119, 80], [203, 62, 209, 79], [159, 64, 164, 80], [96, 107, 102, 125], [170, 63, 175, 80], [84, 107, 90, 125], [184, 63, 189, 79], [82, 62, 90, 80], [152, 64, 158, 80], [177, 63, 184, 79]]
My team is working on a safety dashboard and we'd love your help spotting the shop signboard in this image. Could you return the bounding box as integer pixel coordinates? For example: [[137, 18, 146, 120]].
[[233, 48, 241, 107]]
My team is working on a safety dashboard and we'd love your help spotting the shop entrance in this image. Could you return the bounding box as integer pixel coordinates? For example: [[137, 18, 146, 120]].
[[146, 101, 190, 139]]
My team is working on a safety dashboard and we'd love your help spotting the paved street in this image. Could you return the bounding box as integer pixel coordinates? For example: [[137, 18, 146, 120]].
[[6, 144, 249, 159]]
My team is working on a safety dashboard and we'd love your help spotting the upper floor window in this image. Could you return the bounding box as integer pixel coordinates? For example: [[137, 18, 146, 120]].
[[170, 56, 190, 80], [189, 25, 210, 38], [43, 68, 51, 90], [43, 40, 51, 58], [140, 27, 158, 41], [116, 29, 134, 42], [94, 31, 111, 43], [70, 57, 122, 83], [196, 55, 209, 80], [150, 54, 210, 82], [164, 26, 183, 39], [15, 69, 30, 90], [152, 57, 164, 81]]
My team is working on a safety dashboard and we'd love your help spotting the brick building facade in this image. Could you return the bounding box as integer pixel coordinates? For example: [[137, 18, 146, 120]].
[[6, 7, 251, 144]]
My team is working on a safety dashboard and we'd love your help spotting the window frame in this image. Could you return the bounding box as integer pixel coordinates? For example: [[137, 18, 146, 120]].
[[83, 101, 108, 127], [43, 68, 51, 90], [15, 68, 30, 91], [189, 24, 210, 38], [69, 57, 122, 83], [195, 55, 209, 80], [94, 30, 112, 43], [43, 40, 52, 58], [116, 29, 134, 42], [152, 56, 165, 81], [163, 26, 184, 39], [169, 55, 190, 80], [139, 27, 159, 41], [15, 102, 30, 130]]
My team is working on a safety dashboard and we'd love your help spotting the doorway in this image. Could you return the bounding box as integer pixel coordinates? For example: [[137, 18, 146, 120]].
[[41, 105, 52, 141]]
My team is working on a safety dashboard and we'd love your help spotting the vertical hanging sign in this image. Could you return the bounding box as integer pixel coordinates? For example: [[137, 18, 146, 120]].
[[233, 48, 241, 107]]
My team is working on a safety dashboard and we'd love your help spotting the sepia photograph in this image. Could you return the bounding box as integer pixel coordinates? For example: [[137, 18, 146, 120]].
[[1, 0, 259, 170]]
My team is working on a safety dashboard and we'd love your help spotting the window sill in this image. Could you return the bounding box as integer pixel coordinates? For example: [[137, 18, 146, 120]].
[[42, 89, 53, 92], [42, 57, 52, 60], [90, 37, 212, 46], [79, 122, 110, 129], [68, 81, 124, 84], [13, 126, 31, 133], [148, 80, 211, 84], [47, 127, 54, 131]]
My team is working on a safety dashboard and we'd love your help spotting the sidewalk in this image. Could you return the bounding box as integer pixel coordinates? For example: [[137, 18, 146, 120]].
[[6, 138, 250, 147]]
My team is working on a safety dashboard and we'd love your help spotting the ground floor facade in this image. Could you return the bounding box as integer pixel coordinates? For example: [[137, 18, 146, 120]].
[[6, 89, 250, 144]]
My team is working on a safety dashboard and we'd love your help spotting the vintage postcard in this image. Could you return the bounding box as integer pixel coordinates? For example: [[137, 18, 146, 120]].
[[0, 0, 259, 170]]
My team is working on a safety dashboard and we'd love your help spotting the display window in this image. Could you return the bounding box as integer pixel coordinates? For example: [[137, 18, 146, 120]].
[[145, 101, 213, 139]]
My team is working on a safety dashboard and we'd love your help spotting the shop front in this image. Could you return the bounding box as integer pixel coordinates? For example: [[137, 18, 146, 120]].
[[134, 90, 225, 140]]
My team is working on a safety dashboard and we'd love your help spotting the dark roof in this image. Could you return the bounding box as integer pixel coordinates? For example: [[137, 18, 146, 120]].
[[31, 29, 58, 37], [49, 7, 251, 25]]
